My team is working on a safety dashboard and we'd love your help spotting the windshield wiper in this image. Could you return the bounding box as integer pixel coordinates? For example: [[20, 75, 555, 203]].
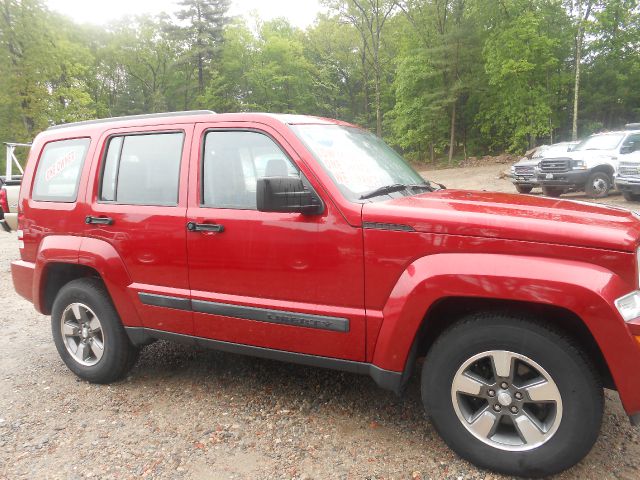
[[359, 183, 435, 200]]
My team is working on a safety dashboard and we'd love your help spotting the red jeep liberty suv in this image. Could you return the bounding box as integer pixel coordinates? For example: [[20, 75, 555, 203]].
[[11, 111, 640, 476]]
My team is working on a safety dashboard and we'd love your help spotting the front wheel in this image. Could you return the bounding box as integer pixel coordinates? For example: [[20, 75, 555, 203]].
[[515, 185, 533, 194], [51, 278, 139, 383], [541, 186, 563, 197], [422, 313, 603, 477], [585, 171, 611, 198], [622, 191, 640, 202]]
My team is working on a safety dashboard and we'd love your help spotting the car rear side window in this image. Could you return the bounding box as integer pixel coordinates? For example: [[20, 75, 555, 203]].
[[32, 138, 91, 202], [100, 132, 184, 206]]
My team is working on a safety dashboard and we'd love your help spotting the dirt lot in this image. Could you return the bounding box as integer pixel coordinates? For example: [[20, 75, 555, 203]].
[[2, 165, 640, 479], [422, 163, 640, 212]]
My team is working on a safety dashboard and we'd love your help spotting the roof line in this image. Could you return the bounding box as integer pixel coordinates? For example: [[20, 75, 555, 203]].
[[47, 110, 216, 131]]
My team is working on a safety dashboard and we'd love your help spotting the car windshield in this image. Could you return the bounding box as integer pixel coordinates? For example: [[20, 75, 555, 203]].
[[533, 143, 574, 158], [573, 134, 625, 151], [290, 124, 427, 201]]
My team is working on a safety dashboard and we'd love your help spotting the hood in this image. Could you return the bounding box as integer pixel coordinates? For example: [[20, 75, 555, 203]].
[[513, 158, 538, 167], [551, 150, 617, 161], [620, 151, 640, 164], [362, 190, 640, 252]]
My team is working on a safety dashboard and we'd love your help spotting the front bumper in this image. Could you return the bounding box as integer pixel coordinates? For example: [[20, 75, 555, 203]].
[[536, 169, 589, 188], [615, 177, 640, 194], [509, 174, 538, 187]]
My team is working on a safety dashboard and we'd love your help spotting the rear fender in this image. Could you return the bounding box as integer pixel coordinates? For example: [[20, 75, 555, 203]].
[[34, 236, 141, 327], [372, 253, 640, 414], [77, 237, 142, 327], [33, 235, 83, 312]]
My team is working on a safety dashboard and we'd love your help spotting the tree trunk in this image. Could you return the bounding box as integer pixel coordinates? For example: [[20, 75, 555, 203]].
[[448, 100, 456, 164], [572, 1, 593, 141], [198, 54, 204, 94], [361, 48, 369, 126], [375, 66, 382, 137], [572, 31, 581, 141]]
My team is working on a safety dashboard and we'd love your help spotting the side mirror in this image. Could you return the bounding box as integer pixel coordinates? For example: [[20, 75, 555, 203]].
[[256, 176, 323, 215], [621, 145, 633, 155]]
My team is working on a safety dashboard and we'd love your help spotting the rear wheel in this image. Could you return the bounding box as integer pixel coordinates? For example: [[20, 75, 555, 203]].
[[422, 313, 603, 478], [51, 278, 139, 383], [622, 191, 640, 202], [542, 186, 563, 197], [585, 171, 611, 198], [515, 185, 533, 194]]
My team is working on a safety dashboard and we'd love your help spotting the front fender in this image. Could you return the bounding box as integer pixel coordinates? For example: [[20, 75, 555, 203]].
[[372, 253, 640, 414]]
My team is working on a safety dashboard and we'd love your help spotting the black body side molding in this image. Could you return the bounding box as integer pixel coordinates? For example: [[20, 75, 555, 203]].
[[125, 327, 403, 393], [137, 293, 349, 333]]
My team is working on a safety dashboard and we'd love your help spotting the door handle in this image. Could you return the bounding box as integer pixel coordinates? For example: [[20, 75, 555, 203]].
[[85, 215, 114, 225], [187, 221, 224, 233]]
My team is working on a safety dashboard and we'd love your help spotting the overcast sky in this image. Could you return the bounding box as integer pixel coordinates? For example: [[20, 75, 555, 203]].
[[46, 0, 323, 28]]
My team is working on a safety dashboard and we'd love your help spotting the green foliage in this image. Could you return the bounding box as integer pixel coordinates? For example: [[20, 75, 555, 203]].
[[0, 0, 638, 171], [479, 11, 561, 151]]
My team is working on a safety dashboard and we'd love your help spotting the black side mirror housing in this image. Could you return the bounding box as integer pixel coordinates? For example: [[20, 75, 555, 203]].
[[256, 177, 324, 215]]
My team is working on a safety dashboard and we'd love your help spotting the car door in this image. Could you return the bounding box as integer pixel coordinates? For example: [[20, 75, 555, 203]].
[[186, 122, 366, 361], [85, 124, 193, 335]]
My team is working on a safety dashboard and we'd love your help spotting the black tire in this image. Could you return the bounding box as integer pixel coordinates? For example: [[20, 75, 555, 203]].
[[622, 191, 640, 202], [515, 185, 533, 194], [51, 278, 139, 383], [422, 312, 603, 478], [541, 186, 563, 197], [585, 171, 611, 198]]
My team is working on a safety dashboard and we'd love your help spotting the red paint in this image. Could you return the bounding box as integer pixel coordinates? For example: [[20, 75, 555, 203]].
[[10, 112, 640, 419]]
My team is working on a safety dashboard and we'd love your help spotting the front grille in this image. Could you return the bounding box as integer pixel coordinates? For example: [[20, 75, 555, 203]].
[[619, 162, 640, 177], [514, 165, 535, 175], [539, 158, 570, 173]]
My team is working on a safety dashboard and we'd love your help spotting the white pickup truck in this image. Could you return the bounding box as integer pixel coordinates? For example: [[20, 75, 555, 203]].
[[1, 142, 30, 232], [1, 176, 20, 231], [536, 124, 640, 198]]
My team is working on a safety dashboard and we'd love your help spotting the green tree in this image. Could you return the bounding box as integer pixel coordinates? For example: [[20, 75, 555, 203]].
[[246, 19, 317, 113], [0, 0, 97, 170], [176, 0, 230, 97], [304, 15, 367, 121], [478, 10, 561, 151], [198, 19, 256, 112], [324, 0, 396, 136], [581, 0, 640, 129], [100, 15, 181, 114]]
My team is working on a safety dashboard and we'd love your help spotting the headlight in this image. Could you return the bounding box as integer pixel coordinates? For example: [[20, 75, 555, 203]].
[[571, 160, 587, 170], [615, 291, 640, 322], [614, 247, 640, 322], [510, 166, 516, 173], [637, 245, 640, 288]]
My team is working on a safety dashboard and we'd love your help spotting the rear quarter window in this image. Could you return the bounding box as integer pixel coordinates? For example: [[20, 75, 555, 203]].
[[32, 138, 91, 202]]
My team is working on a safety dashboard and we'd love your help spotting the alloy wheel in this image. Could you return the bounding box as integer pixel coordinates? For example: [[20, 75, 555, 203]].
[[60, 303, 105, 366], [451, 350, 562, 451]]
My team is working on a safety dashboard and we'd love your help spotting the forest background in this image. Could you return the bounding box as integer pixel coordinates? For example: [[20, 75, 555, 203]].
[[1, 0, 639, 169]]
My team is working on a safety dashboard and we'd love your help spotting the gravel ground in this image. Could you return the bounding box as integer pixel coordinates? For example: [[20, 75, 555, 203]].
[[2, 165, 640, 479]]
